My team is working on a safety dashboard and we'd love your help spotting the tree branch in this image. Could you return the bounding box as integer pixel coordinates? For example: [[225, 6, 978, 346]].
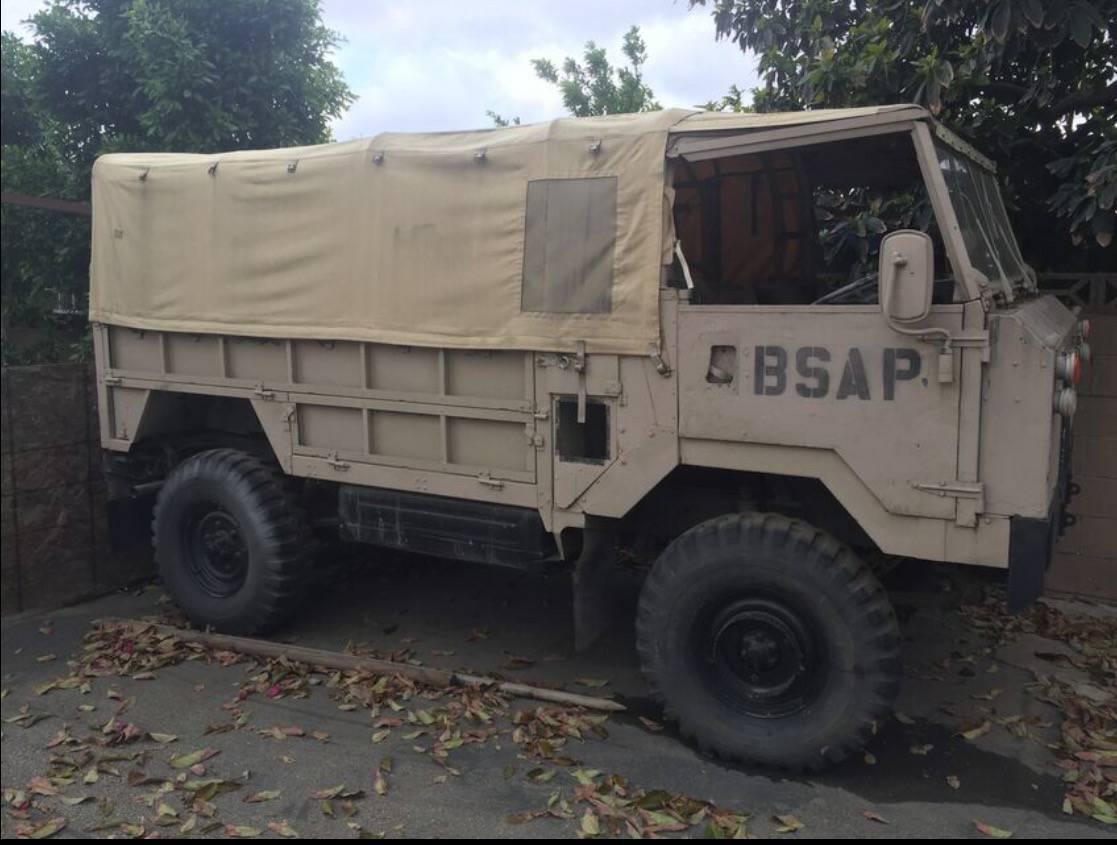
[[979, 82, 1030, 103], [1048, 81, 1117, 118]]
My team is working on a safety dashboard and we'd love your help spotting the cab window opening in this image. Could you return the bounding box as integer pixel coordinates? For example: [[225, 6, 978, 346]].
[[670, 133, 954, 307]]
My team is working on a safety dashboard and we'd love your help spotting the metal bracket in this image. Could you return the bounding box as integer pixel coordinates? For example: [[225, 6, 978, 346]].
[[574, 340, 588, 424], [103, 374, 123, 386], [253, 383, 276, 400], [648, 343, 672, 377], [325, 452, 350, 472], [476, 472, 504, 489], [913, 480, 984, 527], [525, 422, 545, 449], [572, 340, 586, 373]]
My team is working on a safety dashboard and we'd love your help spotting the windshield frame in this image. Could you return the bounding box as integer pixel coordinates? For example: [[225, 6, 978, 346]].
[[911, 122, 1032, 304], [933, 134, 1032, 299]]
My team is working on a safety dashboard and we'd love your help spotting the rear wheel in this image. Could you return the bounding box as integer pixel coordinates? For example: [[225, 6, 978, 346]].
[[153, 448, 313, 634], [636, 513, 900, 770]]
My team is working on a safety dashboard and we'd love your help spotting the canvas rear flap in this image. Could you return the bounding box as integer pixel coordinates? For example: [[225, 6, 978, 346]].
[[90, 105, 920, 355]]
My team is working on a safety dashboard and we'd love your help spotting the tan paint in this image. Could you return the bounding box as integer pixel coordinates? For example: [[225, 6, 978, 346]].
[[93, 107, 1080, 571]]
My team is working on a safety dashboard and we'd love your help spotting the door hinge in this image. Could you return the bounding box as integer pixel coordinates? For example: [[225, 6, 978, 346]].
[[325, 452, 350, 472], [103, 374, 123, 386], [476, 472, 505, 489], [253, 383, 276, 400], [912, 480, 984, 527]]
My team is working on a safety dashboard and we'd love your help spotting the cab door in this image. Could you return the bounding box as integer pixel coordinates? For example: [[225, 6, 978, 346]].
[[677, 305, 963, 521]]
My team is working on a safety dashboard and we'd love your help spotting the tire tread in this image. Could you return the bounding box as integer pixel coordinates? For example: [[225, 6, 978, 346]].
[[153, 448, 314, 634], [635, 512, 900, 771]]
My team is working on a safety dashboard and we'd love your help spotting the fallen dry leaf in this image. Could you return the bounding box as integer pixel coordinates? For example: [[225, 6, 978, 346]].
[[772, 813, 803, 833], [225, 824, 263, 837], [267, 820, 299, 838], [170, 747, 220, 768], [15, 816, 66, 839], [244, 789, 281, 803], [573, 677, 610, 689], [974, 819, 1013, 838], [958, 720, 992, 741]]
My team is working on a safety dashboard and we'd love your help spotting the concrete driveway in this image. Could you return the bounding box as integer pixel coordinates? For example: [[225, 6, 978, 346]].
[[2, 553, 1113, 838]]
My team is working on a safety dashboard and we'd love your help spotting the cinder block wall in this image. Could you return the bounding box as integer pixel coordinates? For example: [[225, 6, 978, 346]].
[[1, 363, 153, 615], [1048, 311, 1116, 600]]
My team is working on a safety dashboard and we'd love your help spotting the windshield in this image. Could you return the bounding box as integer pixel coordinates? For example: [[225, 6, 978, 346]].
[[935, 142, 1031, 297]]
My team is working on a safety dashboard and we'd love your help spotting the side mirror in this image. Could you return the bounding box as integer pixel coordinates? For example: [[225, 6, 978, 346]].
[[878, 230, 934, 324]]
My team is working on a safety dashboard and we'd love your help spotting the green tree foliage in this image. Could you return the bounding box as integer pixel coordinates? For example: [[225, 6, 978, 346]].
[[2, 0, 354, 363], [697, 84, 754, 113], [692, 0, 1116, 265], [533, 25, 660, 117]]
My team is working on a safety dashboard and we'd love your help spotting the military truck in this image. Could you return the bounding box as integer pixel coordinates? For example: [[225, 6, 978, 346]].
[[91, 105, 1088, 770]]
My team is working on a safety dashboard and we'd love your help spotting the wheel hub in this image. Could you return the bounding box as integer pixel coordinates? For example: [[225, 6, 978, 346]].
[[187, 506, 248, 597], [737, 627, 782, 674], [700, 596, 822, 718]]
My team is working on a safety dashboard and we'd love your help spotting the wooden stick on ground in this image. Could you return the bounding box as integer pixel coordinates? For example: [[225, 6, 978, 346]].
[[108, 619, 625, 712]]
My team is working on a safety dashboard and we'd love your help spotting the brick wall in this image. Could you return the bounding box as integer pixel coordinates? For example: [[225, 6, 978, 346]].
[[1048, 311, 1117, 601], [1, 363, 152, 615]]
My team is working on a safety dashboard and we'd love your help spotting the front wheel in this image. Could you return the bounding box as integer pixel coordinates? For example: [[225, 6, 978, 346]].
[[153, 448, 313, 634], [636, 513, 900, 770]]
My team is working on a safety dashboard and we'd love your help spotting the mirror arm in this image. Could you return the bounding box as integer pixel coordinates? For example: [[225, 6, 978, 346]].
[[881, 243, 954, 382], [882, 310, 955, 384]]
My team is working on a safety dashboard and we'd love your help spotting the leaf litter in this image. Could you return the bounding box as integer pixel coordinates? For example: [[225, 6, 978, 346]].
[[963, 594, 1116, 826], [5, 616, 759, 838], [15, 589, 1110, 837]]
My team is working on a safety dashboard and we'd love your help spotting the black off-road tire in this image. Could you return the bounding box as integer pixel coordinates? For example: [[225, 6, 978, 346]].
[[636, 512, 900, 771], [153, 448, 313, 634]]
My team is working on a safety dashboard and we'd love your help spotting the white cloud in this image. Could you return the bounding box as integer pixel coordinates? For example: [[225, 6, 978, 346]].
[[1, 0, 41, 35], [324, 0, 759, 138], [3, 0, 760, 140]]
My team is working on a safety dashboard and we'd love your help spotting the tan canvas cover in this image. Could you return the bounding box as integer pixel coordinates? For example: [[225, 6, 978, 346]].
[[90, 105, 920, 354]]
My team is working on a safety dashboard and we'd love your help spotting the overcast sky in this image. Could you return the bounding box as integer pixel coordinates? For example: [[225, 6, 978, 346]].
[[1, 0, 759, 139]]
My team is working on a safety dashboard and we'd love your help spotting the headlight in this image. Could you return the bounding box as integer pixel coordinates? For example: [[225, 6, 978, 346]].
[[1056, 350, 1081, 384], [1053, 386, 1077, 417]]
